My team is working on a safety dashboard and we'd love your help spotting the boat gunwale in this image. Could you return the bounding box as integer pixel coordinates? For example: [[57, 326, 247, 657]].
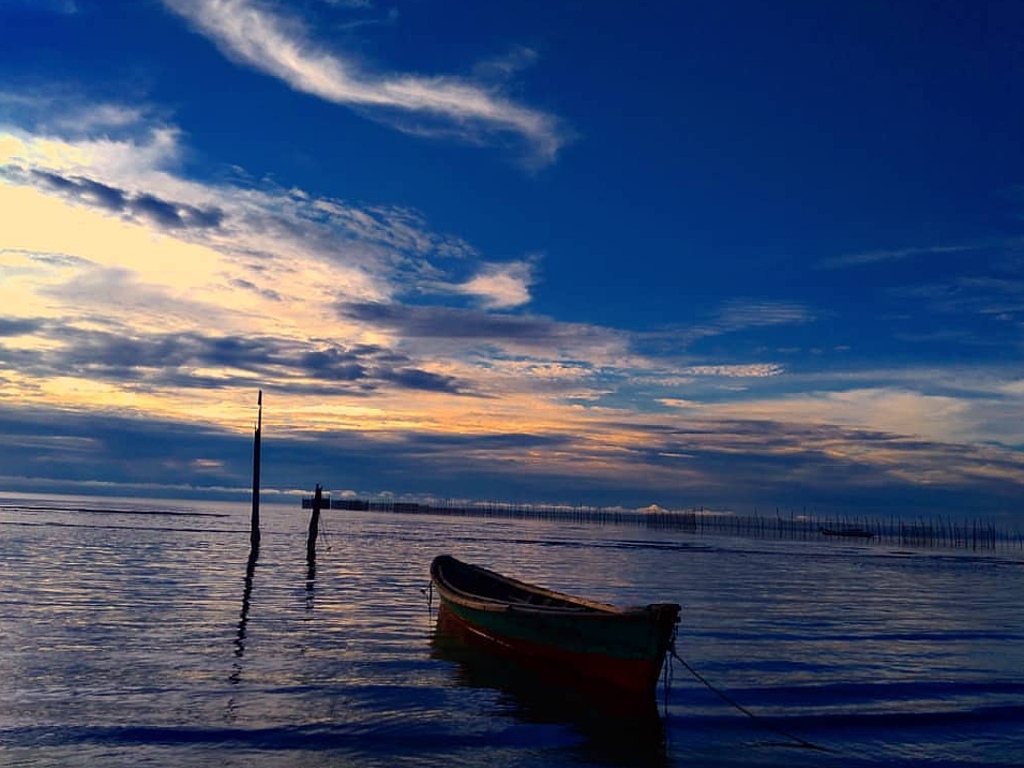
[[430, 555, 676, 620]]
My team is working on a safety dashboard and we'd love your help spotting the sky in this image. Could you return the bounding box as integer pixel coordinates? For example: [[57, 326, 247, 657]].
[[1, 0, 1024, 519]]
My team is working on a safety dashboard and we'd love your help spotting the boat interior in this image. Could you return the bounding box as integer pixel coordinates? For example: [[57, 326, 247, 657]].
[[435, 556, 597, 610]]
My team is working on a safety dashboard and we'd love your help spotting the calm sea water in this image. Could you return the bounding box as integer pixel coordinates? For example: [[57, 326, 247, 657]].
[[1, 493, 1023, 767]]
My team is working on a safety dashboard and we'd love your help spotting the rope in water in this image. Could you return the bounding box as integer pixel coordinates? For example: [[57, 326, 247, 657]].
[[318, 517, 332, 551], [421, 583, 823, 751], [668, 641, 828, 752]]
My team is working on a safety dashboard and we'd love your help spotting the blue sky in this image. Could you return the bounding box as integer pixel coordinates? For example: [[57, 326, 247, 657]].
[[2, 0, 1024, 518]]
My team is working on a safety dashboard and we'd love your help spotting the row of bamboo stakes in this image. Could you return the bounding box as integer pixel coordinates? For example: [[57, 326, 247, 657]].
[[304, 496, 1024, 553]]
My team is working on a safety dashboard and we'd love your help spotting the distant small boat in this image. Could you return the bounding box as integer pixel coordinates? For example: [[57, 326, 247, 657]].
[[429, 554, 680, 698], [819, 526, 875, 539]]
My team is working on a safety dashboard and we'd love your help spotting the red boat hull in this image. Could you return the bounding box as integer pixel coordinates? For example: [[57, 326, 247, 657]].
[[436, 603, 669, 696]]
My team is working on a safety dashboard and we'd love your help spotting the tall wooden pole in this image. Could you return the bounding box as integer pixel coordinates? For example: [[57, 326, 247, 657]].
[[307, 483, 322, 564], [250, 389, 262, 549]]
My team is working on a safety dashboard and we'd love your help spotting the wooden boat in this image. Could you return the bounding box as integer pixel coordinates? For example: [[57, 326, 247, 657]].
[[429, 554, 680, 698]]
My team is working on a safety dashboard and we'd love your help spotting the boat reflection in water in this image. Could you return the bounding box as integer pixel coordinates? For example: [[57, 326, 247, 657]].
[[432, 605, 671, 767]]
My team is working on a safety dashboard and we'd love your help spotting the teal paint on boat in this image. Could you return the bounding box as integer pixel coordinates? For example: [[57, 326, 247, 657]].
[[440, 597, 670, 659]]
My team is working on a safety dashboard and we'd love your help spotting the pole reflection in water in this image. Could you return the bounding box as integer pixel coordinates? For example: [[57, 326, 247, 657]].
[[306, 554, 316, 610], [228, 543, 260, 706], [305, 484, 322, 610], [431, 606, 670, 768]]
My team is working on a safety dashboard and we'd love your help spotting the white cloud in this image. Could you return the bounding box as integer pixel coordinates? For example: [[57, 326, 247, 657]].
[[451, 260, 535, 309], [162, 0, 566, 164]]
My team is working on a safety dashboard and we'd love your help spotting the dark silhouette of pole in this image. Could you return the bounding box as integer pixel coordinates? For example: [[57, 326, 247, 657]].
[[307, 483, 322, 565], [229, 543, 260, 688], [250, 389, 262, 549]]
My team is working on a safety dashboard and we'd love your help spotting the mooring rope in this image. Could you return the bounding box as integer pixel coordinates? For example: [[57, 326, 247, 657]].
[[318, 518, 332, 551], [662, 634, 675, 712], [669, 642, 828, 752]]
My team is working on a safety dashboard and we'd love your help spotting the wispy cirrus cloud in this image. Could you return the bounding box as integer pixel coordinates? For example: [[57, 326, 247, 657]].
[[680, 364, 784, 378], [472, 46, 541, 84], [713, 299, 813, 330], [638, 299, 813, 353], [817, 242, 980, 270], [4, 0, 79, 14], [161, 0, 568, 165]]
